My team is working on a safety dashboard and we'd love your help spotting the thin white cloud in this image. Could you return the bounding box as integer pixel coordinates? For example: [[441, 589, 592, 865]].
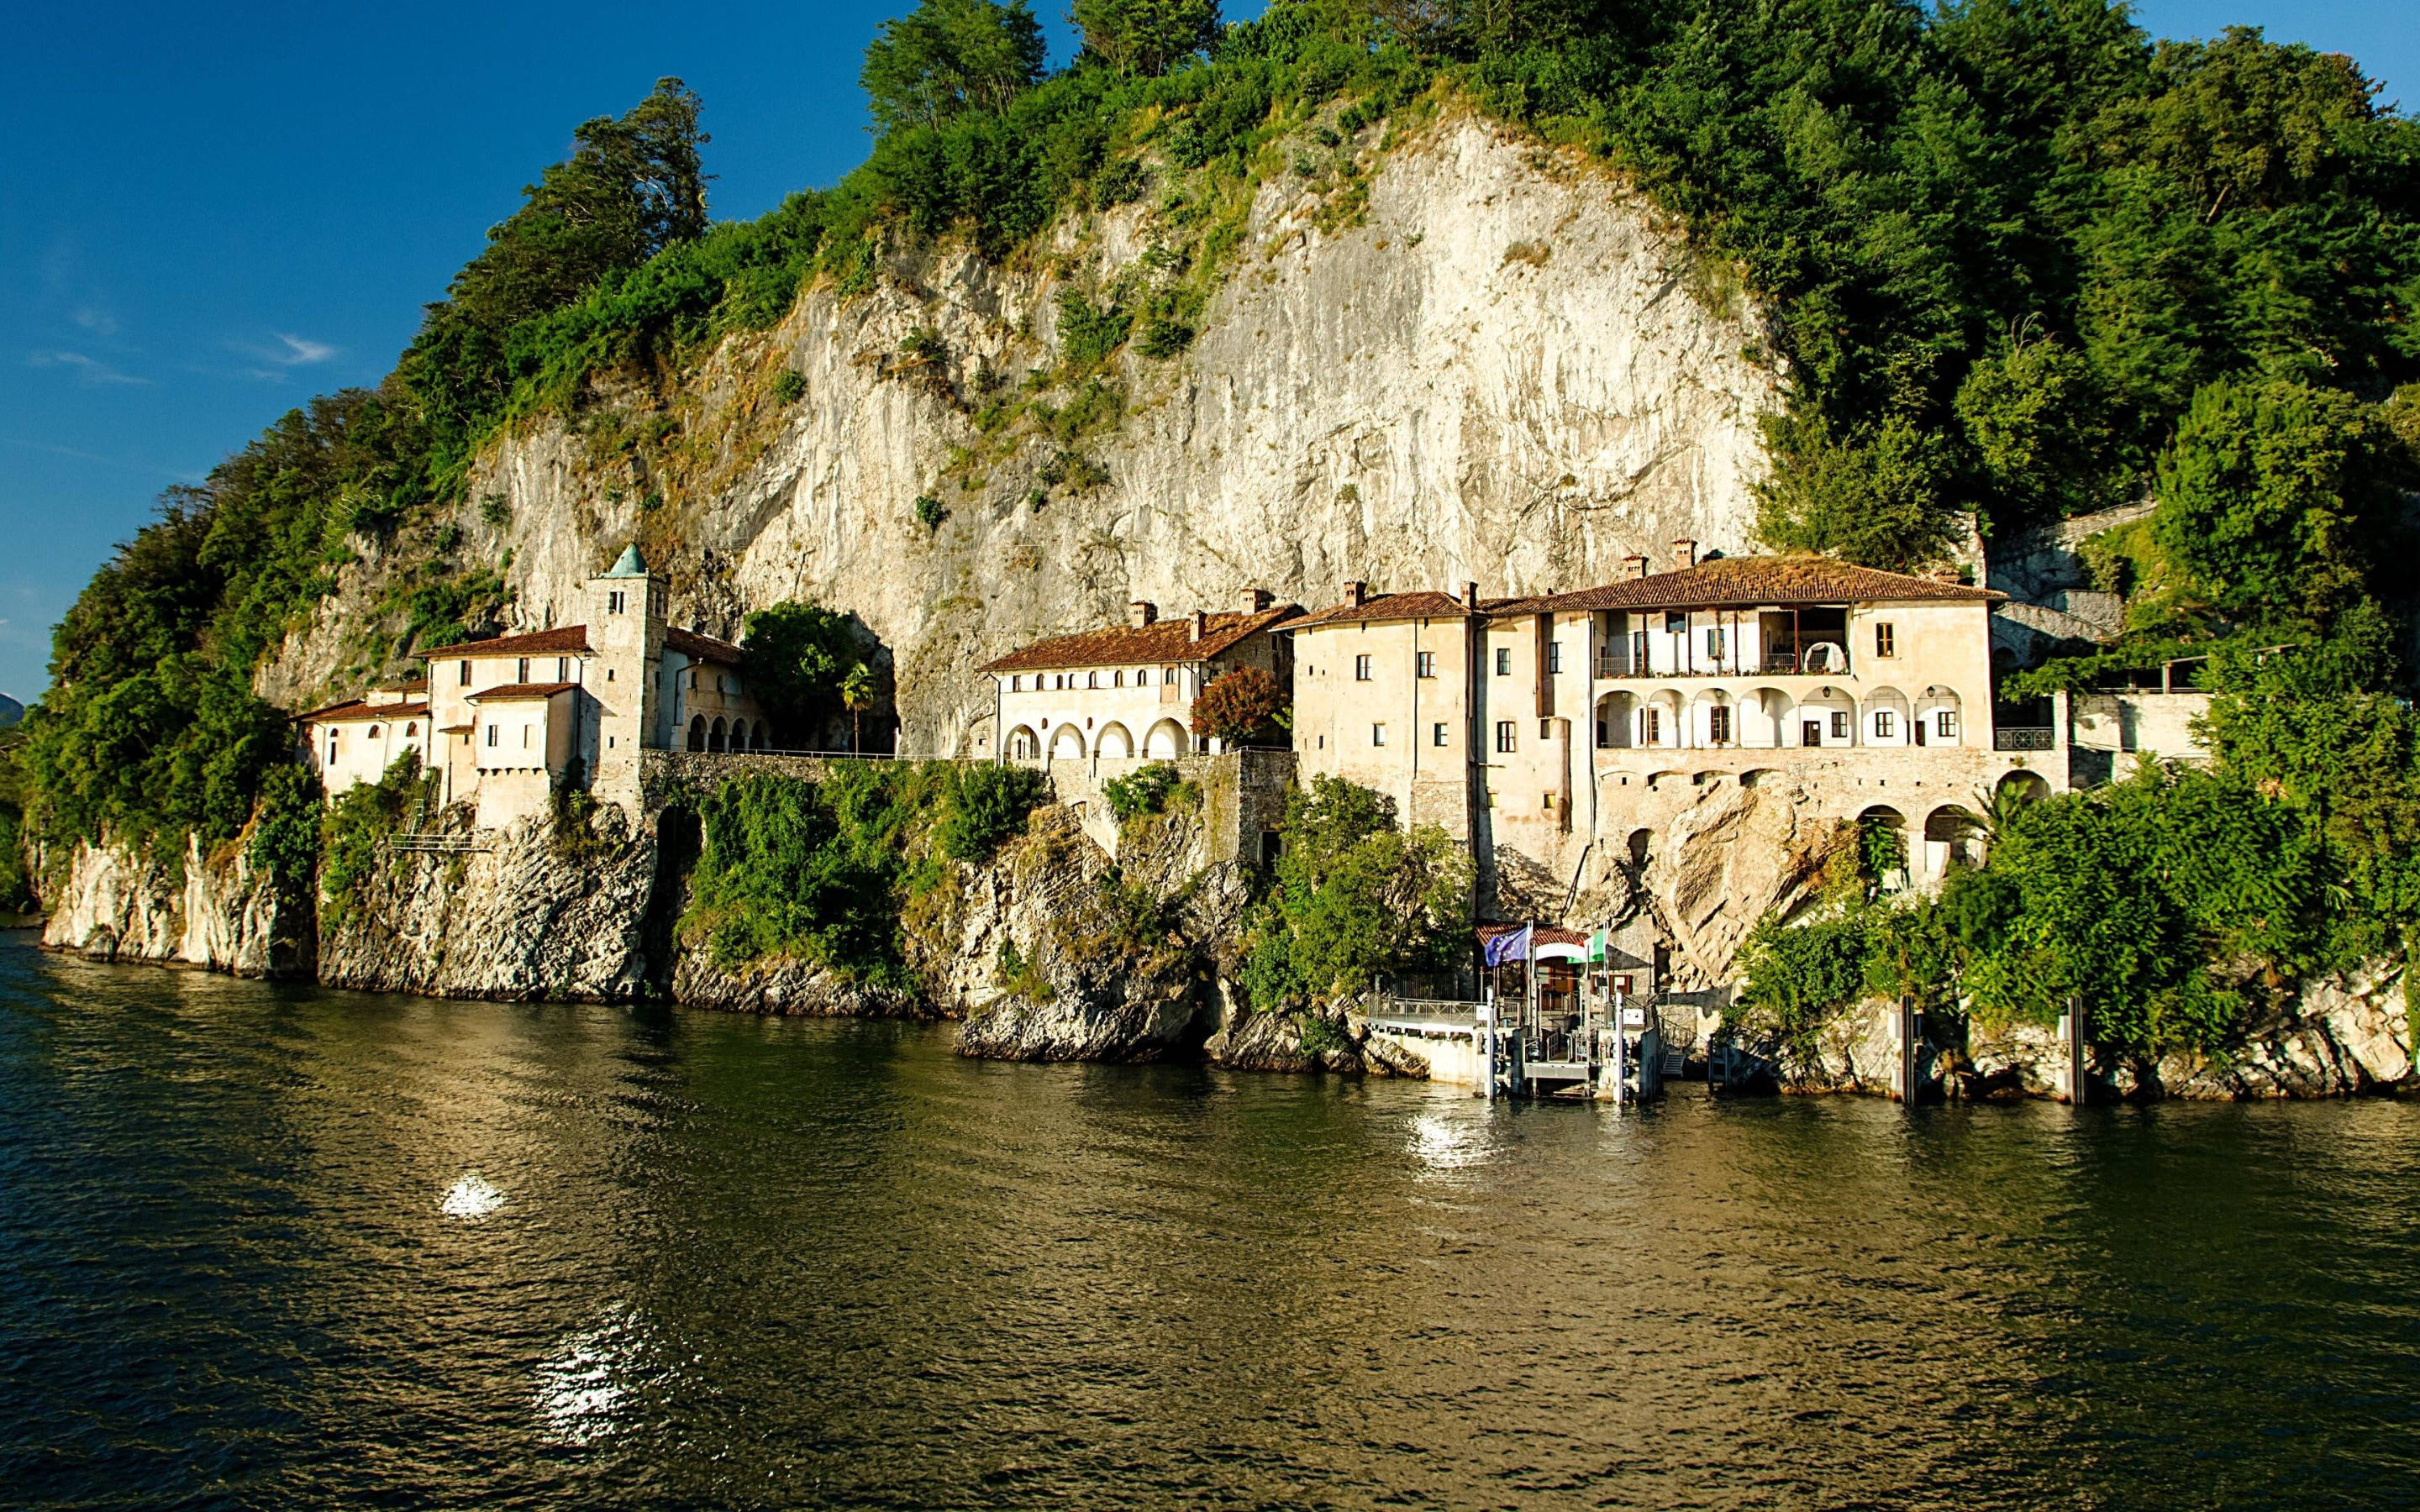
[[274, 333, 336, 364], [27, 350, 150, 386], [229, 333, 339, 373], [71, 305, 120, 337]]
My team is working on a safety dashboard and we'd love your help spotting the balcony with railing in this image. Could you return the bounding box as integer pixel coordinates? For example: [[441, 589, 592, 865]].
[[1994, 727, 2055, 751], [1595, 644, 1853, 680]]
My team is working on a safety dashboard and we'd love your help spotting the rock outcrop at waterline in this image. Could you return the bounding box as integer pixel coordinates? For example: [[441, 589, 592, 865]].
[[43, 832, 308, 979]]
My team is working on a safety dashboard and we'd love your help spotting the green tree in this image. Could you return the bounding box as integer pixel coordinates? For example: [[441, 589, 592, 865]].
[[2145, 378, 2392, 629], [840, 661, 876, 753], [1754, 413, 1960, 568], [1073, 0, 1220, 77], [739, 601, 865, 748], [1241, 775, 1472, 1008], [403, 79, 711, 443], [860, 0, 1046, 133]]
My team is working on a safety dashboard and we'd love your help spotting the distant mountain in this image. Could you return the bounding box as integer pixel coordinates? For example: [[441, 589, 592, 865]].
[[0, 693, 19, 727]]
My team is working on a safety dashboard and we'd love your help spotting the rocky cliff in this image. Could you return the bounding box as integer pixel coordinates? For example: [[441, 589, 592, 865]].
[[43, 832, 308, 979], [259, 115, 1781, 753]]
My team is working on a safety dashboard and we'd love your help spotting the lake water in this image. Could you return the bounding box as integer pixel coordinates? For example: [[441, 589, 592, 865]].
[[3, 931, 2417, 1510]]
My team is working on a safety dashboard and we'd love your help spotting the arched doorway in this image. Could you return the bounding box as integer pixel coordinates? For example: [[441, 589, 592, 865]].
[[1096, 722, 1134, 759], [687, 715, 707, 752]]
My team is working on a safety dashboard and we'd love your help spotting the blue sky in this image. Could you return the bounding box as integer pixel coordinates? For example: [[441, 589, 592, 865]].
[[0, 1, 2408, 703]]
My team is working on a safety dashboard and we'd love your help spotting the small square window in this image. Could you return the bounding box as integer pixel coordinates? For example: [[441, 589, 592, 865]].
[[1705, 627, 1725, 661], [1371, 723, 1386, 746], [1710, 706, 1733, 744], [1355, 654, 1373, 681], [518, 657, 529, 683], [1876, 710, 1895, 738], [1936, 710, 1957, 739], [1433, 722, 1449, 746], [1831, 711, 1849, 738], [1495, 647, 1512, 675], [1665, 612, 1687, 635], [1876, 623, 1897, 658], [1542, 793, 1555, 811], [1416, 650, 1435, 679], [1087, 671, 1099, 690], [1539, 717, 1552, 739], [1546, 643, 1562, 675], [1496, 720, 1517, 753], [1113, 670, 1124, 687], [459, 660, 471, 685]]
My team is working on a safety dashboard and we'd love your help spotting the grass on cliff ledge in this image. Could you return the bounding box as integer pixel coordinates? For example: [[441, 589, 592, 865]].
[[681, 764, 1046, 984]]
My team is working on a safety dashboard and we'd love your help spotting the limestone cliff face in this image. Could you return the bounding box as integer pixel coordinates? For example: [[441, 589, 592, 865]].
[[42, 833, 307, 979], [260, 117, 1781, 751], [314, 807, 657, 1001]]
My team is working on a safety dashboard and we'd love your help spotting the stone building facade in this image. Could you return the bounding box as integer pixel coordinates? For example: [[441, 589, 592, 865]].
[[302, 546, 767, 828], [979, 592, 1302, 768], [1286, 549, 2055, 917]]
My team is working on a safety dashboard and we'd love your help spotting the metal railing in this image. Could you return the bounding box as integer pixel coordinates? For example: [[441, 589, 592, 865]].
[[1595, 649, 1852, 679], [385, 833, 491, 854], [1995, 727, 2056, 751], [681, 746, 904, 760]]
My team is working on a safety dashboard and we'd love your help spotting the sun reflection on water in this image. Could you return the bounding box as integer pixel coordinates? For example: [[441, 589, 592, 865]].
[[439, 1173, 504, 1218]]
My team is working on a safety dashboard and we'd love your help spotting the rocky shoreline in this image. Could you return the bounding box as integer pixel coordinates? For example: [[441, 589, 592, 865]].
[[30, 795, 2415, 1101]]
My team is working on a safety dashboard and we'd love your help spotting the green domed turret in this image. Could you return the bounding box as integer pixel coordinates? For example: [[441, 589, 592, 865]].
[[602, 543, 649, 578]]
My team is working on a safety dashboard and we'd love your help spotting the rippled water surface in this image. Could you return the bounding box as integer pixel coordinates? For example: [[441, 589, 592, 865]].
[[4, 933, 2417, 1509]]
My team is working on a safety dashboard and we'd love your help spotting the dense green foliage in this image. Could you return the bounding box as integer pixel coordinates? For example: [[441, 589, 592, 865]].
[[1102, 760, 1192, 821], [738, 601, 871, 748], [1240, 775, 1473, 1008], [318, 753, 437, 927], [685, 767, 945, 980], [934, 764, 1049, 859], [686, 762, 1044, 979], [1739, 636, 2420, 1059]]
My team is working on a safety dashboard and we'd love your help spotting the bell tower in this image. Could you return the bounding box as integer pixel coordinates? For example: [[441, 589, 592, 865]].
[[587, 543, 666, 818]]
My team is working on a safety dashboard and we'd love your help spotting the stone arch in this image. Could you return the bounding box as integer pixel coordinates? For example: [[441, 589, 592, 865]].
[[1644, 688, 1686, 748], [1916, 685, 1965, 746], [1049, 723, 1087, 762], [1096, 722, 1134, 759], [1739, 767, 1777, 788], [1800, 686, 1857, 748], [1743, 688, 1793, 748], [687, 715, 707, 752], [1007, 724, 1041, 760], [1860, 801, 1907, 858], [1689, 688, 1736, 747], [1144, 718, 1188, 759], [1864, 686, 1912, 747], [1625, 827, 1651, 868], [367, 725, 381, 740], [1595, 690, 1637, 749], [1996, 769, 2050, 805], [1644, 769, 1688, 790], [709, 716, 728, 753], [1923, 803, 1986, 873]]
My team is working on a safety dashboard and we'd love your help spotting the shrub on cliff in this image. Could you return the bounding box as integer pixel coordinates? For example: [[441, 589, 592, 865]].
[[1102, 761, 1190, 822], [1240, 774, 1472, 1010], [936, 764, 1048, 860], [683, 764, 959, 980], [318, 753, 436, 928]]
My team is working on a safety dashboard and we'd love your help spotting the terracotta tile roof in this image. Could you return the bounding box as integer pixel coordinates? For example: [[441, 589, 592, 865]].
[[666, 626, 744, 665], [293, 699, 430, 724], [417, 626, 592, 659], [1286, 591, 1522, 630], [980, 604, 1303, 675], [466, 681, 580, 702], [1478, 923, 1593, 948], [1500, 557, 2001, 613]]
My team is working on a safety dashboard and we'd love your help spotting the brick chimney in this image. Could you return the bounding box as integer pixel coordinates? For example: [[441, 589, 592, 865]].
[[1342, 580, 1366, 609], [1672, 538, 1697, 572], [1128, 600, 1158, 627], [1461, 581, 1480, 610], [1623, 554, 1649, 581], [1240, 586, 1272, 614], [1190, 609, 1208, 641]]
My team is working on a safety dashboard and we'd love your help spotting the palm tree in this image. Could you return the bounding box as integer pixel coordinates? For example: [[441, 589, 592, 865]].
[[841, 662, 876, 754]]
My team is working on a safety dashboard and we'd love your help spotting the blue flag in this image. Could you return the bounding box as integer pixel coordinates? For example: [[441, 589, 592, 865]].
[[1483, 924, 1532, 968]]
